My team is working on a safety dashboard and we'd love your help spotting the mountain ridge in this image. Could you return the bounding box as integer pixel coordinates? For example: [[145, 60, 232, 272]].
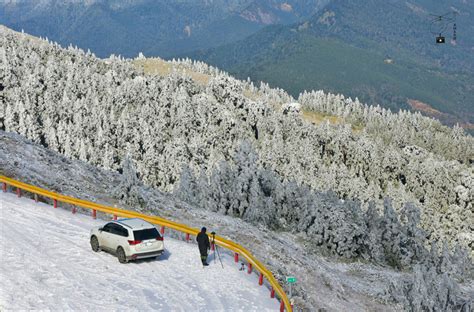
[[183, 0, 474, 129], [0, 0, 328, 57]]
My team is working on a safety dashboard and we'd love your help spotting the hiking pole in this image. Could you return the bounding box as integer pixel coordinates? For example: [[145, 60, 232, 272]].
[[216, 243, 224, 269], [211, 233, 216, 264], [211, 232, 224, 269], [211, 232, 217, 264]]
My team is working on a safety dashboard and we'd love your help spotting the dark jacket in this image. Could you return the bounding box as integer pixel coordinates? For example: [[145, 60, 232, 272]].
[[196, 231, 210, 255]]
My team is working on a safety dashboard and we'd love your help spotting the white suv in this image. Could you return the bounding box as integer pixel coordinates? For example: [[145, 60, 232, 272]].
[[90, 218, 164, 263]]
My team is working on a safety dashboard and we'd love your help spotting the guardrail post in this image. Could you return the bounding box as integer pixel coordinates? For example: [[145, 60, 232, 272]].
[[186, 233, 190, 242], [247, 263, 252, 274], [92, 209, 96, 219], [270, 287, 275, 298], [259, 273, 263, 285], [234, 253, 239, 263], [16, 187, 21, 197], [34, 194, 38, 203], [2, 182, 6, 192], [280, 300, 284, 312], [113, 215, 117, 220], [72, 206, 77, 214], [53, 199, 58, 208]]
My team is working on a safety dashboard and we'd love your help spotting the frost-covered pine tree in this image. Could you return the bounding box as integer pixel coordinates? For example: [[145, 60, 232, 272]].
[[1, 25, 473, 256]]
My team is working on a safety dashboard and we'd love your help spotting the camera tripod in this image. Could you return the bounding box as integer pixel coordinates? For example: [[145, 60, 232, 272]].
[[211, 231, 224, 268]]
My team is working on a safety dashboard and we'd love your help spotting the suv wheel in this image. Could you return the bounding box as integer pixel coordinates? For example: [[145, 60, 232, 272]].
[[117, 247, 127, 263], [90, 236, 100, 252]]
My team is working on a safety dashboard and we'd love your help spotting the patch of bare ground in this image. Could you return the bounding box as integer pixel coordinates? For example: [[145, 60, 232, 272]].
[[407, 99, 473, 131], [133, 58, 210, 86], [301, 110, 365, 132]]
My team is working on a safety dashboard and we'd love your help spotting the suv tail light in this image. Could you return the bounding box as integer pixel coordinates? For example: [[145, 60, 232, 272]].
[[156, 236, 163, 241], [128, 240, 142, 245]]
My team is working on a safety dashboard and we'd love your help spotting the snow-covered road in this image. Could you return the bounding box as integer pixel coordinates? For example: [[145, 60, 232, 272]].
[[0, 192, 279, 311]]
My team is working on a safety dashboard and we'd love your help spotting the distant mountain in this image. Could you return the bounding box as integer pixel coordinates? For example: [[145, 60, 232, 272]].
[[0, 0, 328, 58], [185, 0, 474, 128]]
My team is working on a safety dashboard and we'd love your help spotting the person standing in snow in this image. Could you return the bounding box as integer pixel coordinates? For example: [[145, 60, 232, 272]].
[[196, 227, 210, 266]]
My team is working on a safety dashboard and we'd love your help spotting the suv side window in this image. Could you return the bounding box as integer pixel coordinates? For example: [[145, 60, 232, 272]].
[[109, 223, 128, 237], [118, 226, 129, 237], [102, 223, 114, 233], [109, 223, 120, 236]]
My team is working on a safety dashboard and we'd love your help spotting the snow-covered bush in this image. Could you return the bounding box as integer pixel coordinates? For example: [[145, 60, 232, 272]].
[[388, 264, 472, 311], [176, 142, 472, 274], [113, 156, 147, 209], [281, 102, 301, 115]]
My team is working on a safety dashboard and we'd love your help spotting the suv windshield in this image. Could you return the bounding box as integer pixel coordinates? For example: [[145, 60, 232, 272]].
[[133, 228, 160, 241]]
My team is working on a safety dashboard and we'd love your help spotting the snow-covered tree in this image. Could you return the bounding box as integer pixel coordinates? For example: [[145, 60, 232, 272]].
[[1, 25, 473, 257]]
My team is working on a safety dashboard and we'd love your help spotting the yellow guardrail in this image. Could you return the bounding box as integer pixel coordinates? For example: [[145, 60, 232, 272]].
[[0, 175, 292, 311]]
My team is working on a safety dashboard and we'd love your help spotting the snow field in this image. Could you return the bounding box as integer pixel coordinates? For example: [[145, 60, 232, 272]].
[[0, 192, 279, 311]]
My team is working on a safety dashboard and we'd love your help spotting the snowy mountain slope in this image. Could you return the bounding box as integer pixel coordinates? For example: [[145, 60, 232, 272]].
[[0, 131, 391, 311], [1, 26, 473, 311], [2, 131, 473, 311], [0, 191, 279, 311], [1, 25, 472, 255]]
